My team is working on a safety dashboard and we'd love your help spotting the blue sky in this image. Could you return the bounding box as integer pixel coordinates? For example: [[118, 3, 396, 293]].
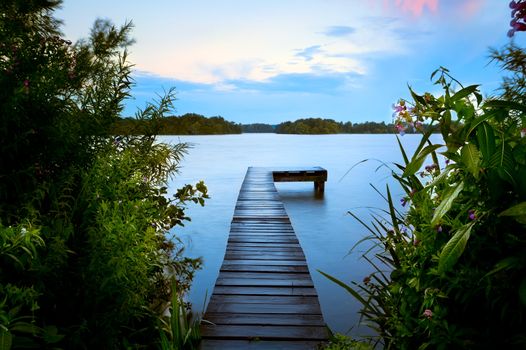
[[57, 0, 526, 124]]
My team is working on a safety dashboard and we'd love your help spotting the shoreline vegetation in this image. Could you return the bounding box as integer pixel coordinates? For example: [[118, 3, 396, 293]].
[[113, 114, 434, 135], [1, 3, 207, 348]]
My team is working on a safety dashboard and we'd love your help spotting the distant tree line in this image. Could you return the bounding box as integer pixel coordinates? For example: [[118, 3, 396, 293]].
[[241, 123, 276, 133], [113, 113, 242, 135], [273, 118, 426, 134], [274, 118, 438, 134], [276, 118, 343, 134], [113, 115, 434, 135]]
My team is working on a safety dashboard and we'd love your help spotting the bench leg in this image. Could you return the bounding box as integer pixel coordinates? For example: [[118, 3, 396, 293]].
[[314, 181, 325, 193]]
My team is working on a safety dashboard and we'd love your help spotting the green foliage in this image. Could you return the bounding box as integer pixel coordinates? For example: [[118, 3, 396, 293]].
[[275, 118, 431, 134], [0, 1, 208, 348], [328, 64, 526, 349], [113, 113, 242, 135], [241, 123, 276, 133], [0, 1, 134, 219], [322, 334, 373, 350], [276, 118, 345, 134], [490, 43, 526, 105], [158, 278, 201, 350]]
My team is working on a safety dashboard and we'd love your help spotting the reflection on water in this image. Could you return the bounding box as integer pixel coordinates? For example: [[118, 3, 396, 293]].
[[165, 133, 439, 336]]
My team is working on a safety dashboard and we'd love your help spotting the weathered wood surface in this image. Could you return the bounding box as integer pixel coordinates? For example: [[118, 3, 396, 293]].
[[272, 166, 327, 193], [200, 167, 329, 349]]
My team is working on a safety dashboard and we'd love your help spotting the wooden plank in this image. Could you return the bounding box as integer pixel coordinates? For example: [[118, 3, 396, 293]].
[[209, 294, 321, 305], [211, 286, 317, 296], [223, 253, 306, 260], [200, 339, 324, 350], [220, 265, 309, 273], [204, 313, 325, 326], [221, 259, 307, 266], [226, 243, 302, 248], [216, 272, 311, 279], [227, 237, 299, 244], [226, 247, 304, 253], [229, 228, 295, 233], [205, 303, 321, 315], [201, 325, 329, 340], [215, 278, 314, 287]]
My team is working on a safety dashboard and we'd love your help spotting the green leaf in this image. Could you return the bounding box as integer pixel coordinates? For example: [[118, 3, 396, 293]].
[[484, 99, 526, 112], [396, 136, 410, 165], [461, 143, 480, 179], [475, 122, 496, 164], [489, 143, 514, 169], [0, 328, 12, 350], [489, 143, 516, 187], [43, 326, 64, 344], [520, 279, 526, 306], [403, 144, 444, 177], [513, 145, 526, 166], [451, 85, 479, 102], [318, 270, 372, 311], [441, 110, 452, 139], [431, 181, 464, 225], [438, 222, 475, 274], [474, 91, 483, 105], [409, 85, 426, 105], [499, 201, 526, 224], [8, 321, 39, 334], [425, 165, 452, 189], [484, 256, 522, 278]]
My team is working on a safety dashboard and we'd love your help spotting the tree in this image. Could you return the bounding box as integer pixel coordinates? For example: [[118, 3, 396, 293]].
[[0, 1, 207, 348]]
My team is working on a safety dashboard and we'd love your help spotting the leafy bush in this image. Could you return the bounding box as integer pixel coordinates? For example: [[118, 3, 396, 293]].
[[330, 64, 526, 349], [321, 334, 373, 350], [0, 1, 208, 348]]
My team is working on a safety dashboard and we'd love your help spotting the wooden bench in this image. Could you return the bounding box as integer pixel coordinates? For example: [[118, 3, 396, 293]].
[[272, 167, 328, 194]]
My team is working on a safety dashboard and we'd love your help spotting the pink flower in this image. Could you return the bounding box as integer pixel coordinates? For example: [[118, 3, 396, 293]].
[[423, 309, 433, 319], [425, 163, 438, 173], [395, 124, 406, 136], [392, 102, 406, 114], [468, 209, 476, 221], [436, 225, 443, 233], [23, 79, 29, 93], [509, 0, 526, 37]]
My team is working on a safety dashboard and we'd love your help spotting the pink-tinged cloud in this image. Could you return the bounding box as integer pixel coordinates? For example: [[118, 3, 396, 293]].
[[458, 0, 484, 18], [371, 0, 485, 18], [367, 0, 438, 16], [394, 0, 439, 16]]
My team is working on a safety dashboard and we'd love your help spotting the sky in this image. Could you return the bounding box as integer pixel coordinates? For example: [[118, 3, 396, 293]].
[[56, 0, 526, 124]]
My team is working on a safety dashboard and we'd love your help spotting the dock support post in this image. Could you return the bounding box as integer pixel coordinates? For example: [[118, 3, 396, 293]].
[[314, 181, 325, 193]]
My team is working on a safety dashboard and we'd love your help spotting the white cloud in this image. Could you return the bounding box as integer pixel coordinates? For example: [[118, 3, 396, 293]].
[[121, 2, 419, 85], [58, 1, 424, 85]]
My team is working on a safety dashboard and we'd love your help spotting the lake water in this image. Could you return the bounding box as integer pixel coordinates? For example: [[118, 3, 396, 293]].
[[164, 133, 438, 336]]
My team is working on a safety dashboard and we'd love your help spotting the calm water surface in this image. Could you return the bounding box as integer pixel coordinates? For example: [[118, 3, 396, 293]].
[[164, 133, 439, 336]]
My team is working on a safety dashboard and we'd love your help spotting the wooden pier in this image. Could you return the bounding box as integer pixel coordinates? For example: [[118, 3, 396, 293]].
[[200, 167, 329, 349]]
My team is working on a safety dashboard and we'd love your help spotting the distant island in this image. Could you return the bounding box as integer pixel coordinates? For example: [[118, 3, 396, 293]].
[[275, 118, 395, 134], [113, 114, 423, 135]]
